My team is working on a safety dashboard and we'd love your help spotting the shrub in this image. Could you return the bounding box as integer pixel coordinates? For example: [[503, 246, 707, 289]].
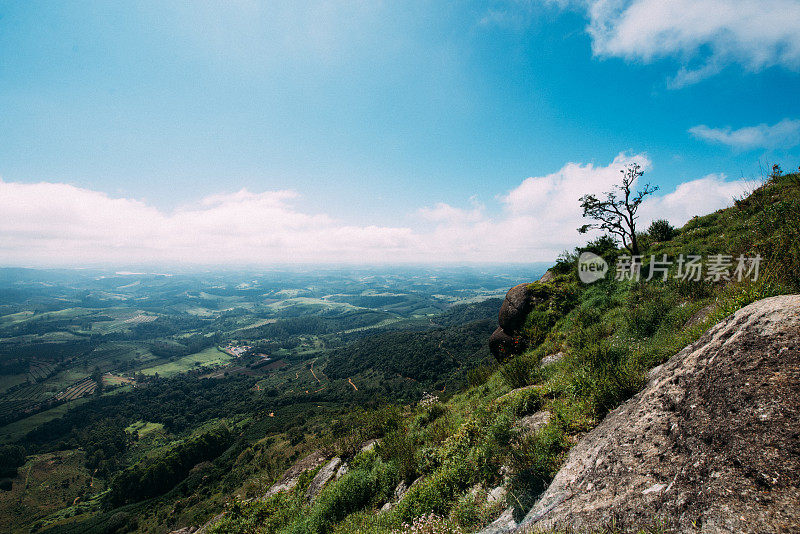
[[391, 514, 463, 534], [670, 277, 714, 300], [378, 428, 419, 483], [500, 355, 536, 389], [522, 309, 558, 347], [712, 276, 787, 321], [394, 467, 465, 522], [647, 219, 677, 242], [449, 488, 503, 530], [418, 403, 447, 427], [494, 387, 542, 418], [465, 364, 495, 388], [0, 444, 26, 478], [753, 193, 800, 286], [449, 490, 485, 530], [306, 460, 398, 533], [507, 423, 568, 517], [209, 494, 297, 534]]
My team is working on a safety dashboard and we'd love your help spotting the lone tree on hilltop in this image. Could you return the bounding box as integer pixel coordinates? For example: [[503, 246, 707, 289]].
[[578, 163, 658, 257]]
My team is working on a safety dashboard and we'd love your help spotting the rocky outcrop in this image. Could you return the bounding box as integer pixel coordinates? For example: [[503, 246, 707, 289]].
[[537, 269, 556, 283], [539, 351, 564, 367], [306, 457, 342, 501], [515, 410, 550, 435], [491, 283, 536, 361], [489, 327, 516, 361], [498, 283, 535, 332], [381, 476, 424, 512], [262, 450, 328, 500], [513, 295, 800, 533]]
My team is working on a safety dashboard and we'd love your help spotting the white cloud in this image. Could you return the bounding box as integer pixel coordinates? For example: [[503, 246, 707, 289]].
[[639, 174, 757, 228], [418, 199, 485, 225], [689, 119, 800, 150], [0, 181, 417, 265], [581, 0, 800, 85], [0, 156, 757, 266]]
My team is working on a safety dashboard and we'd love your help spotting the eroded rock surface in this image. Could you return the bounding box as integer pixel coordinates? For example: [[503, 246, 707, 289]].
[[261, 450, 328, 500], [518, 295, 800, 533], [306, 457, 342, 501], [516, 410, 551, 435]]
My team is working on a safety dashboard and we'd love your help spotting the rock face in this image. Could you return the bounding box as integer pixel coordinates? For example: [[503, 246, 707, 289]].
[[537, 269, 556, 283], [515, 410, 551, 435], [261, 451, 328, 500], [491, 283, 535, 361], [498, 283, 535, 332], [306, 457, 342, 501], [539, 351, 564, 367], [517, 295, 800, 533], [489, 327, 515, 361]]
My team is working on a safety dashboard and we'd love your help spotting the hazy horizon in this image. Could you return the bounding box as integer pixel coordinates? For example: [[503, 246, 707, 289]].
[[1, 1, 798, 265]]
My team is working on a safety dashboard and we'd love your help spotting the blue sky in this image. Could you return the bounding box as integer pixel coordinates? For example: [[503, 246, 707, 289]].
[[1, 1, 799, 265]]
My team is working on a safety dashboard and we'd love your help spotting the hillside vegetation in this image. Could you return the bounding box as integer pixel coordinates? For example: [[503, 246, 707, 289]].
[[200, 169, 799, 533]]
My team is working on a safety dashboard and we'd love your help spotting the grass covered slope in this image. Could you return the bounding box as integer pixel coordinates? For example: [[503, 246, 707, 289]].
[[198, 170, 800, 534]]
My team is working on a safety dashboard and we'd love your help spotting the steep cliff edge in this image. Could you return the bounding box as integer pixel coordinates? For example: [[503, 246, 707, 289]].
[[513, 295, 800, 533]]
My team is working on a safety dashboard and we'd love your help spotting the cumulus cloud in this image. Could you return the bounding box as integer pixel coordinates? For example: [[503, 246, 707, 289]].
[[408, 153, 752, 261], [0, 156, 757, 266], [689, 119, 800, 150], [638, 174, 757, 228], [418, 198, 485, 225], [571, 0, 800, 86], [0, 180, 417, 265]]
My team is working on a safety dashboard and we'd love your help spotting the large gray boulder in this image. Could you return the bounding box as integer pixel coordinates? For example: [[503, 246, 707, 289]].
[[491, 283, 536, 362], [517, 295, 800, 533], [489, 327, 515, 361], [498, 283, 534, 332]]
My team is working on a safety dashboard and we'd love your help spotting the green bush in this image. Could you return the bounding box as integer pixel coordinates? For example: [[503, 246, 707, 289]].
[[754, 193, 800, 286], [209, 494, 297, 534], [647, 219, 677, 242], [507, 423, 567, 517], [448, 487, 503, 530], [394, 466, 465, 522], [522, 309, 558, 347], [306, 460, 398, 533], [378, 427, 419, 483], [494, 387, 542, 418], [0, 444, 26, 478], [499, 355, 537, 389]]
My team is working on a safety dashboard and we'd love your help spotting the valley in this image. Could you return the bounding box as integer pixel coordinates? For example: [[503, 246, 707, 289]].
[[0, 264, 544, 533]]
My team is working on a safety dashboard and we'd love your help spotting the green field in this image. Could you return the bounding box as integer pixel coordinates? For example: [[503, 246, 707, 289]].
[[139, 346, 232, 377], [0, 310, 35, 325], [125, 420, 164, 437], [89, 310, 159, 334]]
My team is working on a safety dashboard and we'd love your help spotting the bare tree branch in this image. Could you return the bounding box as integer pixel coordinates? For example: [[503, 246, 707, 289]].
[[578, 163, 658, 257]]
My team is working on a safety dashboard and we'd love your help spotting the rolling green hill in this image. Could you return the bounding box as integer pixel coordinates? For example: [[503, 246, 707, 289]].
[[185, 170, 799, 534], [3, 170, 799, 534]]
